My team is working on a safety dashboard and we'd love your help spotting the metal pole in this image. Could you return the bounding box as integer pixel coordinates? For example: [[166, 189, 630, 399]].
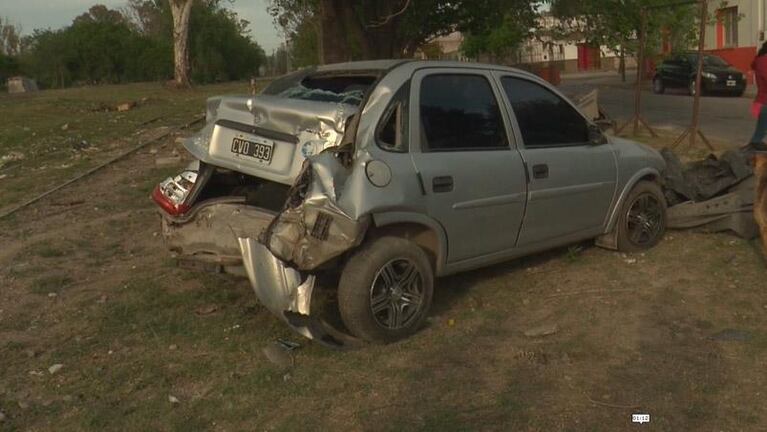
[[690, 0, 707, 147], [633, 8, 648, 136]]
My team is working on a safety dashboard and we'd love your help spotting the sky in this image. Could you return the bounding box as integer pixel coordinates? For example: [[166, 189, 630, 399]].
[[0, 0, 284, 52]]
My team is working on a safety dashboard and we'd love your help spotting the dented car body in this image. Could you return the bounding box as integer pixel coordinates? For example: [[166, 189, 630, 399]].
[[153, 60, 667, 346]]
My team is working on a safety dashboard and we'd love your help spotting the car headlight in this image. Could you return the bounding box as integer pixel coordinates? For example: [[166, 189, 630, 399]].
[[702, 72, 717, 80]]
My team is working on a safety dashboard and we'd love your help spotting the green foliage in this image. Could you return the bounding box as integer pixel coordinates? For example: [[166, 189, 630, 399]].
[[549, 0, 699, 59], [189, 4, 266, 82], [13, 1, 265, 88], [0, 51, 19, 83], [460, 1, 542, 58], [268, 0, 542, 61], [289, 19, 319, 67]]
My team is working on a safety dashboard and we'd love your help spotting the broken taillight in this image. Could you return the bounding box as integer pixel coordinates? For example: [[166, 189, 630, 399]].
[[152, 170, 199, 216]]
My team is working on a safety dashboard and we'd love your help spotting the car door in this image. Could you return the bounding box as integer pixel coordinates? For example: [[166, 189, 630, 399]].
[[494, 73, 617, 247], [409, 69, 528, 263]]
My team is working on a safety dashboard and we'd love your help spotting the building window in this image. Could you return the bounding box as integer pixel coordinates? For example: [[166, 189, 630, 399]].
[[721, 7, 738, 47]]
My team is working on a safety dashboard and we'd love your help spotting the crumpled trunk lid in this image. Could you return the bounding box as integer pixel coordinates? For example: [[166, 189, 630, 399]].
[[184, 94, 358, 185]]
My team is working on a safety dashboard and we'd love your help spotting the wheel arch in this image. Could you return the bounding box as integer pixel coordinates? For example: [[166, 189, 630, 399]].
[[369, 212, 448, 276], [604, 169, 663, 234]]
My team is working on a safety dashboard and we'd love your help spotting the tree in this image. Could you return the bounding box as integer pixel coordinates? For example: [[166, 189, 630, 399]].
[[18, 1, 264, 88], [460, 0, 543, 59], [268, 0, 541, 63], [0, 16, 22, 56], [548, 0, 698, 82], [169, 0, 194, 87]]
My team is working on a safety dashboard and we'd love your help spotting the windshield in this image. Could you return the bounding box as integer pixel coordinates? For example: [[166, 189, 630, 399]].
[[261, 72, 378, 106], [687, 54, 730, 67]]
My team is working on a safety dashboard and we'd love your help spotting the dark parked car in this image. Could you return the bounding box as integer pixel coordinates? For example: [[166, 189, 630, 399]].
[[653, 53, 747, 97]]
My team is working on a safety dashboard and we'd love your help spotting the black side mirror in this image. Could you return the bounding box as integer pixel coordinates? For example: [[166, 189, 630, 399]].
[[588, 124, 607, 145]]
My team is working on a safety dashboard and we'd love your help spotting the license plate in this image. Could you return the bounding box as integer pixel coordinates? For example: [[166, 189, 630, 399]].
[[231, 137, 274, 163], [727, 80, 737, 87]]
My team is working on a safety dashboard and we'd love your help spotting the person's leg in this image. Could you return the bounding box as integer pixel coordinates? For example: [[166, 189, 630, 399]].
[[754, 153, 767, 264], [750, 105, 767, 151]]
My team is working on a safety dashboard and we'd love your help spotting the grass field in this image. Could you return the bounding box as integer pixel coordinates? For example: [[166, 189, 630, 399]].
[[1, 82, 766, 431]]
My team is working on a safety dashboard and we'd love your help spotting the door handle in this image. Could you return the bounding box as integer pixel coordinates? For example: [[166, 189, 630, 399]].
[[432, 176, 453, 193], [532, 164, 549, 179]]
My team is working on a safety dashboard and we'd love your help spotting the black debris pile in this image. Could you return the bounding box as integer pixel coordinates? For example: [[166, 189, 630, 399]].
[[661, 148, 752, 206], [662, 148, 758, 239]]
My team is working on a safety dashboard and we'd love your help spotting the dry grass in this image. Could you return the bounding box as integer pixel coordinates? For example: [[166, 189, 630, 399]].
[[0, 83, 766, 431]]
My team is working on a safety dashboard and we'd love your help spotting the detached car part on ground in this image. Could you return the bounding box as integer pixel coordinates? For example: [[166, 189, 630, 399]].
[[153, 60, 668, 347], [662, 148, 760, 240]]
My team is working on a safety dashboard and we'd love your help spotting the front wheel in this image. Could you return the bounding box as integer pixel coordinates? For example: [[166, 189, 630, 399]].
[[338, 236, 434, 343], [616, 181, 667, 252], [689, 79, 705, 97]]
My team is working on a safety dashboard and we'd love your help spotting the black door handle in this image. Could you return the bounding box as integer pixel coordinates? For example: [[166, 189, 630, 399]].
[[432, 176, 453, 193], [532, 164, 549, 179]]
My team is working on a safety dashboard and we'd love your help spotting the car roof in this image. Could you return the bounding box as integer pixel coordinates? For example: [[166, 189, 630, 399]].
[[316, 59, 533, 76]]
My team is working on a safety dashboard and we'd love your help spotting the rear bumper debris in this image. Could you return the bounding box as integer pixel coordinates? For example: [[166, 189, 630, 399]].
[[238, 237, 362, 348], [667, 178, 757, 239], [663, 148, 759, 239]]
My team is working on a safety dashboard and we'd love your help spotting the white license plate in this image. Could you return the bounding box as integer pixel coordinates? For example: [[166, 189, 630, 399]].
[[231, 136, 274, 163], [727, 80, 737, 87]]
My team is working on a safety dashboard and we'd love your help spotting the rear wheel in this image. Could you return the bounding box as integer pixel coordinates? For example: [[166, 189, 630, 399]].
[[616, 181, 667, 252], [652, 77, 665, 94], [338, 237, 434, 343]]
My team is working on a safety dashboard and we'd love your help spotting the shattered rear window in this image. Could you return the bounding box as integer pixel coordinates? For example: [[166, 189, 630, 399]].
[[262, 72, 377, 106]]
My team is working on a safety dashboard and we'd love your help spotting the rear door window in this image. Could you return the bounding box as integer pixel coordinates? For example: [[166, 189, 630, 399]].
[[419, 74, 508, 151]]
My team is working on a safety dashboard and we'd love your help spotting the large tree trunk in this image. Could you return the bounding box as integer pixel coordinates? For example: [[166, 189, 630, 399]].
[[318, 0, 409, 64], [319, 0, 348, 64], [169, 0, 193, 87]]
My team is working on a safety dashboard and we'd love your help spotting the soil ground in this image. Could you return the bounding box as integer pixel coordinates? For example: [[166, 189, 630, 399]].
[[1, 83, 766, 431]]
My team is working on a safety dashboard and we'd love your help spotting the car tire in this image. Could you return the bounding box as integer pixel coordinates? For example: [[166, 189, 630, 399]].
[[652, 77, 665, 94], [616, 181, 667, 253], [689, 79, 705, 97], [338, 236, 434, 343]]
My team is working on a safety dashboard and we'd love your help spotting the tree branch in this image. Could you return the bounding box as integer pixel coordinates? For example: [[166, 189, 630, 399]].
[[366, 0, 411, 28]]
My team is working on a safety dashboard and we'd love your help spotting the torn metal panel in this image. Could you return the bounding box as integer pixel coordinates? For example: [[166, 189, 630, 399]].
[[162, 198, 275, 264], [238, 237, 363, 348], [183, 95, 358, 185], [261, 152, 370, 271], [661, 148, 753, 205], [667, 177, 758, 239]]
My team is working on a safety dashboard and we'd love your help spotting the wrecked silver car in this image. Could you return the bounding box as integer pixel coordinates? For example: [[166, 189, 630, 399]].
[[153, 60, 667, 346]]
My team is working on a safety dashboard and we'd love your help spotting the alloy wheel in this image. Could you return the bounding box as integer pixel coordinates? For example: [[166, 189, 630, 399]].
[[625, 193, 664, 247], [369, 258, 425, 330]]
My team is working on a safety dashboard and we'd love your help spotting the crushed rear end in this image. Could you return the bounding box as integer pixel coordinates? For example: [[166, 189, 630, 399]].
[[152, 68, 384, 347]]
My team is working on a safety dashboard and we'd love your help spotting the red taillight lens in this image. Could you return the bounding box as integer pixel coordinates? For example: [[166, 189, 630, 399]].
[[152, 185, 190, 215], [152, 170, 198, 216]]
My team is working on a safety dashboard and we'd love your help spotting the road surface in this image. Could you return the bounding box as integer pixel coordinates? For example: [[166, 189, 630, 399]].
[[559, 73, 756, 147]]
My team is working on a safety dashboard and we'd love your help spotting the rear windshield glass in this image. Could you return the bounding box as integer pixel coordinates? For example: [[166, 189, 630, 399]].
[[261, 72, 377, 106]]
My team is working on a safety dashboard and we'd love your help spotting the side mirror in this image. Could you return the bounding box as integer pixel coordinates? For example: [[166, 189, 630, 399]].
[[588, 124, 607, 145]]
